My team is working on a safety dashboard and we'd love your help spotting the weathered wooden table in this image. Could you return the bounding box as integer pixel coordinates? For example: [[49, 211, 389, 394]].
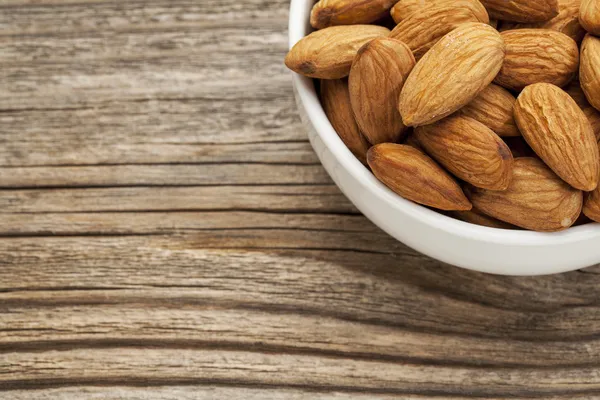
[[2, 1, 600, 398]]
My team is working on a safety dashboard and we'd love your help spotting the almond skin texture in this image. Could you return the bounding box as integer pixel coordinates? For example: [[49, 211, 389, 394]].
[[285, 25, 390, 79], [390, 0, 489, 24], [514, 83, 600, 191], [580, 34, 600, 112], [321, 79, 371, 164], [389, 4, 486, 60], [461, 84, 520, 137], [479, 0, 559, 22], [399, 23, 505, 127], [367, 143, 472, 211], [415, 115, 514, 190], [494, 29, 579, 91], [349, 38, 415, 145], [580, 0, 600, 35], [498, 0, 586, 43], [452, 208, 518, 229], [311, 0, 399, 29], [468, 158, 583, 232]]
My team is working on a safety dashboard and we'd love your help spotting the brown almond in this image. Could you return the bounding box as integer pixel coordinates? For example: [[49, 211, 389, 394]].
[[461, 84, 520, 137], [580, 0, 600, 35], [494, 29, 579, 91], [415, 115, 514, 190], [367, 143, 472, 211], [389, 4, 486, 60], [580, 34, 600, 112], [497, 0, 586, 43], [514, 83, 600, 191], [285, 25, 390, 79], [452, 208, 518, 229], [311, 0, 399, 29], [349, 38, 415, 145], [390, 0, 489, 24], [480, 0, 559, 22], [321, 79, 371, 164], [468, 158, 583, 232], [399, 23, 505, 127]]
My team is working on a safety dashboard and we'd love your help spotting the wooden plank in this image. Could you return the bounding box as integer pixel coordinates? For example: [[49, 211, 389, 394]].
[[0, 236, 598, 341], [0, 141, 318, 167], [0, 164, 330, 187], [4, 304, 600, 368], [3, 387, 418, 400], [0, 211, 374, 235], [4, 347, 600, 396], [0, 141, 318, 168], [0, 0, 289, 33], [0, 186, 357, 214], [5, 387, 597, 400]]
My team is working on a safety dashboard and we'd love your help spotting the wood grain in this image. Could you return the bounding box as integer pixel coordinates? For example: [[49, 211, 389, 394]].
[[0, 164, 330, 187], [2, 0, 600, 399]]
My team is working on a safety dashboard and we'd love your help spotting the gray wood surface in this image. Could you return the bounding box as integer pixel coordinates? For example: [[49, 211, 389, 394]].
[[2, 1, 600, 398]]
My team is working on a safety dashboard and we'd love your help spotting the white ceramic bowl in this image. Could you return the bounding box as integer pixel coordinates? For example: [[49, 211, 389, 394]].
[[289, 0, 600, 275]]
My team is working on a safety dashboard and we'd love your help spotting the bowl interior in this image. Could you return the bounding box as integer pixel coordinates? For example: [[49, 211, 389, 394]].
[[288, 0, 600, 251]]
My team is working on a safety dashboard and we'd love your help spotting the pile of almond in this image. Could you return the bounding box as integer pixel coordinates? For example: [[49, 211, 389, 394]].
[[286, 0, 600, 232]]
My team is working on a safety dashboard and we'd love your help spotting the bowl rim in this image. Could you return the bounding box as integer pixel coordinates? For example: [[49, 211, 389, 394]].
[[288, 0, 600, 247]]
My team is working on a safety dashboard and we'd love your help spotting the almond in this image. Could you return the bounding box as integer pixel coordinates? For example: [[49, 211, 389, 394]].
[[367, 143, 472, 211], [461, 84, 520, 137], [494, 29, 579, 91], [480, 0, 559, 22], [321, 79, 371, 164], [311, 0, 400, 29], [580, 34, 600, 112], [415, 115, 514, 190], [497, 0, 586, 43], [467, 158, 583, 232], [452, 208, 518, 229], [390, 0, 489, 24], [389, 4, 486, 60], [285, 25, 390, 79], [514, 83, 600, 191], [399, 23, 505, 127], [580, 0, 600, 35], [349, 38, 415, 145]]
